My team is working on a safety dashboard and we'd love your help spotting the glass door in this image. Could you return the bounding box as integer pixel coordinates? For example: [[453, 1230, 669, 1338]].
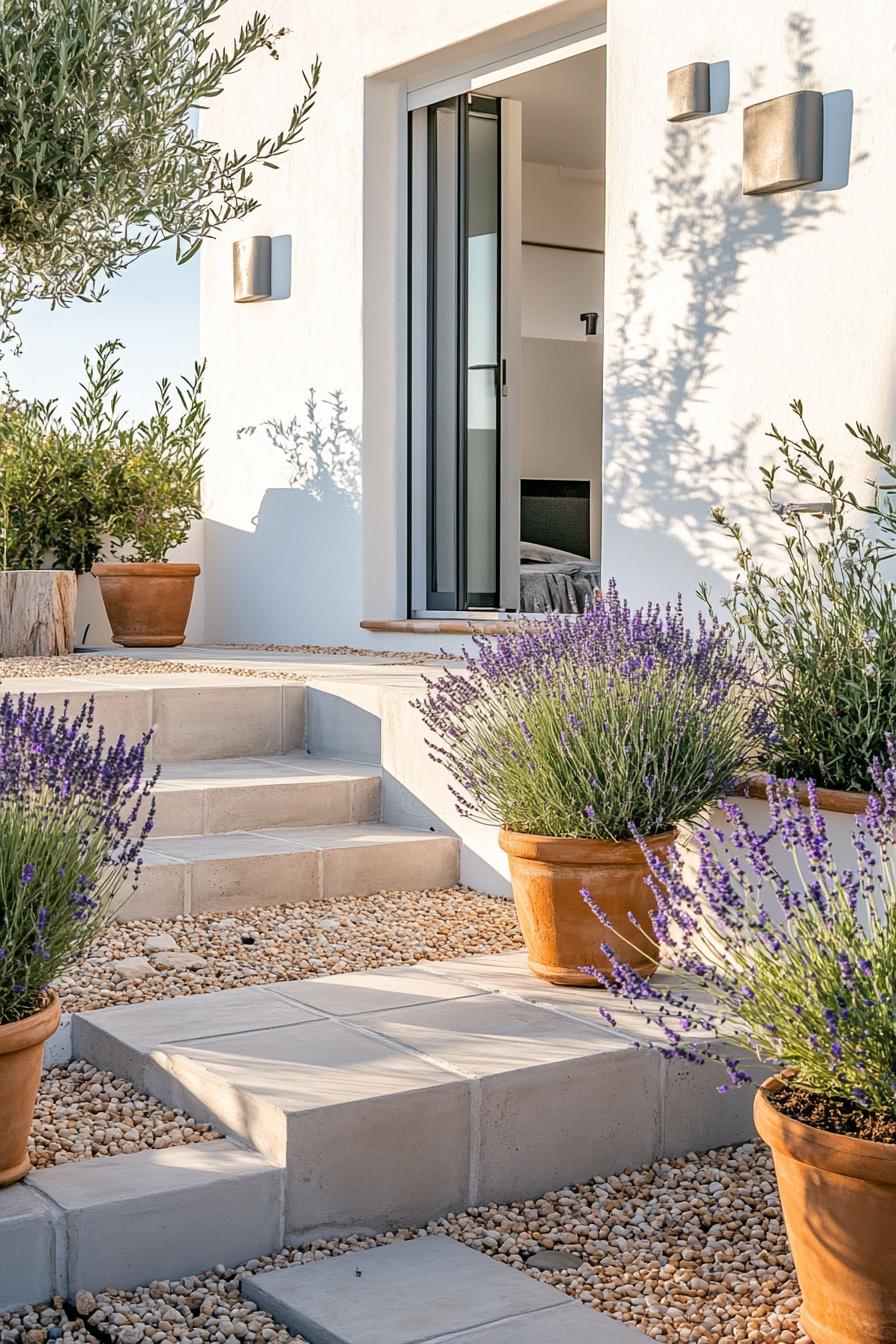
[[410, 94, 521, 614]]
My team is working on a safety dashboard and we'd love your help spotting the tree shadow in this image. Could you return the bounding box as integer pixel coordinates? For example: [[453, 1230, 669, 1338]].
[[603, 13, 859, 600], [239, 389, 362, 511]]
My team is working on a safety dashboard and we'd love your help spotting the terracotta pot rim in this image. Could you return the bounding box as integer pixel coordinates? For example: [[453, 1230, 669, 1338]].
[[0, 992, 61, 1057], [755, 1077, 896, 1183], [499, 827, 677, 864], [92, 563, 201, 578], [739, 772, 871, 816]]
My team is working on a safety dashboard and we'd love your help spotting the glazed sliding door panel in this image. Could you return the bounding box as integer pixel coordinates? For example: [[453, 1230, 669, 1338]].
[[465, 98, 500, 608], [428, 101, 460, 608], [413, 94, 518, 614]]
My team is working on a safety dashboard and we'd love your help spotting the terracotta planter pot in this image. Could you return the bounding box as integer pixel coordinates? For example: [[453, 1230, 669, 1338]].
[[498, 828, 675, 986], [0, 994, 61, 1186], [755, 1079, 896, 1344], [93, 562, 200, 647]]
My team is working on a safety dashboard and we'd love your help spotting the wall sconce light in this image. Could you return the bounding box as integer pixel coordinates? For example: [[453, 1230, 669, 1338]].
[[743, 91, 824, 195], [579, 311, 600, 337], [667, 63, 711, 122], [233, 235, 272, 302]]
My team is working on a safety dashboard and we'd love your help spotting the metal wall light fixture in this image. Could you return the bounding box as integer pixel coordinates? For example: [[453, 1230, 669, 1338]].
[[233, 235, 272, 302], [743, 91, 824, 195], [667, 62, 711, 121]]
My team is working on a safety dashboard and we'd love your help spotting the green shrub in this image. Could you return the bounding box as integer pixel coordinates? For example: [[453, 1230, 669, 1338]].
[[0, 341, 207, 571], [0, 392, 105, 573], [706, 402, 896, 794]]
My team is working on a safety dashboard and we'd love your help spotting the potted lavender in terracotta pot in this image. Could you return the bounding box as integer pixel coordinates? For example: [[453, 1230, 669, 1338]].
[[416, 582, 771, 986], [588, 754, 896, 1344], [0, 693, 156, 1184]]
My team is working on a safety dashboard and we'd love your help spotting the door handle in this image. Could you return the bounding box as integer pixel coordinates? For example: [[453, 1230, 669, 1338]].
[[501, 357, 508, 397]]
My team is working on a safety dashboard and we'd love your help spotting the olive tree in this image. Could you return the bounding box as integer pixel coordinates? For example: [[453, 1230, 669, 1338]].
[[0, 0, 319, 346]]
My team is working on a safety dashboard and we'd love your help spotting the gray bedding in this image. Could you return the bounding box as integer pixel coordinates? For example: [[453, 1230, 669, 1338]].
[[519, 543, 601, 614]]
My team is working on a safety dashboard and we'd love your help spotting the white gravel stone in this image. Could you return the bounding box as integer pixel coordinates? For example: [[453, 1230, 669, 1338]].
[[143, 934, 179, 953], [2, 1141, 807, 1343], [30, 1061, 221, 1168], [56, 888, 522, 1013]]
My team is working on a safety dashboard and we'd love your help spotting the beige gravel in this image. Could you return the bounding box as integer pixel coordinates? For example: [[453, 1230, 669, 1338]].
[[31, 1061, 220, 1168], [56, 887, 523, 1013], [1, 1141, 805, 1343], [0, 655, 313, 682], [207, 642, 439, 663]]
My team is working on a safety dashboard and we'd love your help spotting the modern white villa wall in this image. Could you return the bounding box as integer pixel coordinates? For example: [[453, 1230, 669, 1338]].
[[198, 0, 896, 647], [601, 0, 896, 615]]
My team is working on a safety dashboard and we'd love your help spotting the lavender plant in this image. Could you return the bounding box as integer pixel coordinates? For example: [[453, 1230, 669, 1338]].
[[416, 582, 773, 841], [0, 693, 156, 1026], [588, 748, 896, 1119]]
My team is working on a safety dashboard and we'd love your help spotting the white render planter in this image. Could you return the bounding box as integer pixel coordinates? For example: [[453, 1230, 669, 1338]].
[[0, 569, 77, 656]]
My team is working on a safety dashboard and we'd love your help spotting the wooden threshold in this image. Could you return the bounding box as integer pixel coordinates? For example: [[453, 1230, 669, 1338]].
[[360, 618, 521, 637]]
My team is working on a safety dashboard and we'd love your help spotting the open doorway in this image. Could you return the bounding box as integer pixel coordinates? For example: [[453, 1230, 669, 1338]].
[[408, 40, 606, 617]]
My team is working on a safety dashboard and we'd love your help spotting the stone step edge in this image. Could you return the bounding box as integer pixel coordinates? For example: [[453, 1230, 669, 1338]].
[[0, 1138, 284, 1309]]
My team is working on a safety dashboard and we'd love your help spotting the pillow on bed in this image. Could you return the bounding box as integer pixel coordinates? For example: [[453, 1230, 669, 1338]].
[[520, 540, 594, 566]]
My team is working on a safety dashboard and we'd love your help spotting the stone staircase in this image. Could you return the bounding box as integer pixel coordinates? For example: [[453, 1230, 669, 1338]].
[[17, 676, 460, 921]]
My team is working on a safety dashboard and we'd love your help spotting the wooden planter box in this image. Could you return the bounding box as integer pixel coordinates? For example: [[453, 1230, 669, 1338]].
[[0, 570, 77, 657]]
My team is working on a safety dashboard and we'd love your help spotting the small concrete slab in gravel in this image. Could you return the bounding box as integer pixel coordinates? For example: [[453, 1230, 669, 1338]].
[[242, 1236, 646, 1343]]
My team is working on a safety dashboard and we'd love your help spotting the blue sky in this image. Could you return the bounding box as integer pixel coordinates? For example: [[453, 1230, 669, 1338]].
[[10, 241, 199, 419]]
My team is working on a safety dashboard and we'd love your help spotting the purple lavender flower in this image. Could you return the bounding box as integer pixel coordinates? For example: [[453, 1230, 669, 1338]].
[[585, 753, 896, 1119]]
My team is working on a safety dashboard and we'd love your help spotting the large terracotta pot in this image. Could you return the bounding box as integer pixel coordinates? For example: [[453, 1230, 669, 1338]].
[[498, 828, 675, 986], [0, 994, 61, 1186], [755, 1078, 896, 1344], [93, 562, 200, 647]]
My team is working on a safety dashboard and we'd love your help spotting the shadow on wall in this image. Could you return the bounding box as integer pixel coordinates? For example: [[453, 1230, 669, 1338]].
[[603, 12, 858, 605], [204, 392, 364, 644]]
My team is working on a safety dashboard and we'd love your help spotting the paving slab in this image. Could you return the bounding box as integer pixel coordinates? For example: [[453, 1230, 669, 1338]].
[[27, 1139, 282, 1295], [242, 1236, 566, 1344], [73, 986, 322, 1085], [433, 1302, 648, 1341], [270, 967, 481, 1017], [0, 1183, 57, 1311], [148, 1018, 472, 1231]]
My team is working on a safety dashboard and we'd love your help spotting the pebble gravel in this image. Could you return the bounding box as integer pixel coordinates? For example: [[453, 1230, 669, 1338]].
[[0, 1142, 806, 1343], [31, 1061, 220, 1168], [0, 656, 312, 682], [56, 887, 523, 1013]]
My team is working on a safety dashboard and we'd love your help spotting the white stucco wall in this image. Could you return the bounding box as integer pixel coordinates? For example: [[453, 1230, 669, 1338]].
[[199, 0, 896, 645], [601, 0, 896, 614], [198, 0, 599, 648]]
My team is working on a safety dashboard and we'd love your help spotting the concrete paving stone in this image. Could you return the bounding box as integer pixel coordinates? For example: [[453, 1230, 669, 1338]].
[[28, 686, 155, 747], [242, 1236, 565, 1344], [0, 1182, 58, 1311], [27, 1139, 283, 1295], [348, 992, 622, 1077], [149, 684, 285, 761], [74, 985, 319, 1079], [144, 831, 322, 913], [150, 1019, 472, 1231], [249, 824, 459, 897], [661, 1054, 765, 1156], [475, 1044, 661, 1207], [270, 968, 481, 1017], [432, 1302, 650, 1341], [112, 851, 187, 922]]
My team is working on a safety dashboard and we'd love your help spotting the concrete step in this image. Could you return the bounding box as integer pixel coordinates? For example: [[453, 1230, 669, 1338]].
[[147, 753, 381, 837], [242, 1235, 644, 1343], [119, 822, 460, 920], [72, 955, 758, 1240], [1, 1139, 281, 1308], [9, 677, 306, 763]]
